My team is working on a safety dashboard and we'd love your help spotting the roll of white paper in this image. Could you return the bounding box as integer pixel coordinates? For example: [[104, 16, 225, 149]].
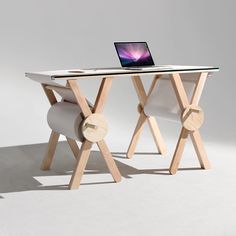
[[144, 73, 202, 122], [47, 102, 84, 141]]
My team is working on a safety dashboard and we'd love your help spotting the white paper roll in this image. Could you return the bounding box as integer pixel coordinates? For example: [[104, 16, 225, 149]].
[[144, 73, 202, 122], [47, 102, 84, 141]]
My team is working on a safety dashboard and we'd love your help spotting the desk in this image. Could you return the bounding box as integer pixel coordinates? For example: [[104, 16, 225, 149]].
[[26, 65, 219, 189], [26, 65, 218, 80]]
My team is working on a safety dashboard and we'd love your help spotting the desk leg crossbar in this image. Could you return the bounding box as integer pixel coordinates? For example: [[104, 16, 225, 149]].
[[127, 75, 167, 158], [169, 72, 211, 174], [127, 73, 211, 175], [41, 78, 121, 189]]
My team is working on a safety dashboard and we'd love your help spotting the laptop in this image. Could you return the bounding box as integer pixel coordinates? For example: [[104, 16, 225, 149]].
[[114, 42, 169, 70]]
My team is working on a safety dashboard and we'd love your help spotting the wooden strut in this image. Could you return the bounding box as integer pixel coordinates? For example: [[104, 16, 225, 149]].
[[41, 84, 80, 170], [127, 75, 167, 158], [169, 72, 211, 174], [41, 78, 121, 190], [67, 78, 121, 189]]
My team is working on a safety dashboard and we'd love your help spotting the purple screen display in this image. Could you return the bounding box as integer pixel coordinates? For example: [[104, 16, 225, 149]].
[[115, 42, 154, 67]]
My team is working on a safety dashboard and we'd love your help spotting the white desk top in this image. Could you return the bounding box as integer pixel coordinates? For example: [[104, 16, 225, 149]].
[[25, 65, 219, 82]]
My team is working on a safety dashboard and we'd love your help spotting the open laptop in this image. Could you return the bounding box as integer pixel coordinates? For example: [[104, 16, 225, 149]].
[[114, 42, 169, 70]]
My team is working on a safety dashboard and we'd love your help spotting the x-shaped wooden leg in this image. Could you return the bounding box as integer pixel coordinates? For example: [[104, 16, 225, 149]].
[[41, 85, 80, 170], [127, 75, 167, 158], [68, 78, 121, 189], [169, 72, 211, 175]]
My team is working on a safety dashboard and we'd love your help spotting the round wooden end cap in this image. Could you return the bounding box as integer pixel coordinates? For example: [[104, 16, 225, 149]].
[[81, 114, 108, 142], [181, 105, 204, 131]]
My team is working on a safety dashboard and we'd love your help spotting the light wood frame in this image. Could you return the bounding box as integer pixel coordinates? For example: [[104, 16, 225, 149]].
[[127, 73, 211, 174], [127, 75, 167, 158], [41, 78, 121, 189], [169, 72, 210, 174]]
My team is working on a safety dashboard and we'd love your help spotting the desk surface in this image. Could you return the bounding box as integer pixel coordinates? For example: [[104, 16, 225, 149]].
[[26, 65, 219, 81]]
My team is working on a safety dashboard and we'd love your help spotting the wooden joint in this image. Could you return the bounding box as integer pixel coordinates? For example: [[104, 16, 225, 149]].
[[84, 123, 98, 130], [82, 114, 108, 143], [181, 105, 204, 131]]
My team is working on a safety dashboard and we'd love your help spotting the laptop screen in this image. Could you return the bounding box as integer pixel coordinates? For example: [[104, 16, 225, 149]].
[[114, 42, 155, 67]]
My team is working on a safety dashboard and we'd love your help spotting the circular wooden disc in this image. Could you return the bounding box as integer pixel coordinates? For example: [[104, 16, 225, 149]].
[[81, 114, 108, 142], [181, 105, 204, 131]]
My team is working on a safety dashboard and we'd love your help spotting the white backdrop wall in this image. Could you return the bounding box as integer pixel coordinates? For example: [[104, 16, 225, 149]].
[[0, 0, 235, 147]]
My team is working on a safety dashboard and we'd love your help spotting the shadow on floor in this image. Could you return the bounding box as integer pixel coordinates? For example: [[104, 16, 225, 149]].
[[0, 142, 202, 195], [111, 151, 161, 159]]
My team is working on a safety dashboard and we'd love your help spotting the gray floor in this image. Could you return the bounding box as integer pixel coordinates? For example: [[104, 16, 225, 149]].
[[0, 139, 236, 236]]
